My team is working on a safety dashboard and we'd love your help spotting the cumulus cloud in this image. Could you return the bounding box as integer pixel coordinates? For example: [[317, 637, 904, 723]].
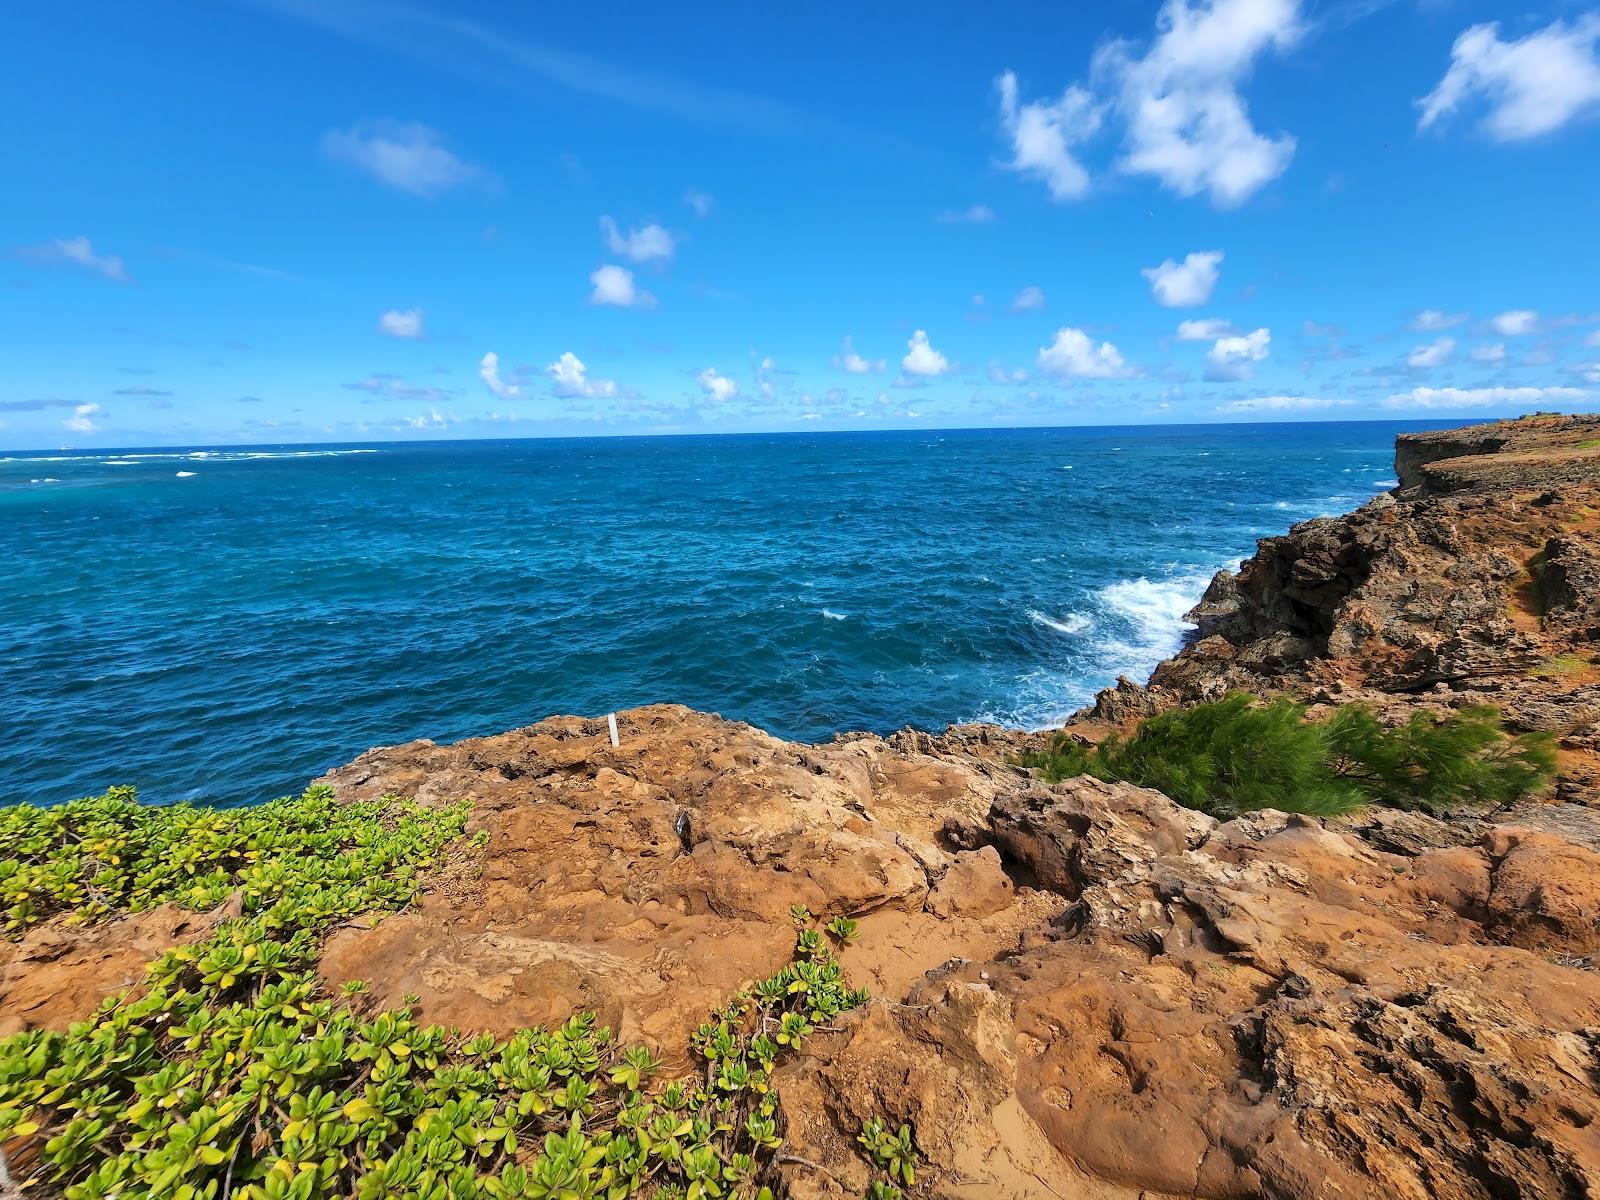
[[1383, 385, 1587, 409], [697, 367, 738, 401], [1010, 285, 1047, 312], [1205, 326, 1270, 380], [1216, 394, 1346, 413], [834, 336, 885, 374], [1143, 251, 1223, 307], [1099, 0, 1303, 206], [1469, 342, 1507, 364], [938, 204, 998, 224], [64, 402, 100, 433], [398, 407, 457, 429], [19, 235, 129, 282], [1177, 316, 1235, 341], [995, 0, 1300, 207], [1413, 308, 1469, 331], [1407, 337, 1456, 369], [995, 70, 1101, 200], [378, 308, 424, 339], [1037, 327, 1131, 378], [322, 121, 484, 196], [1491, 309, 1538, 336], [599, 217, 676, 263], [590, 264, 656, 308], [901, 330, 951, 378], [479, 351, 520, 400], [1418, 17, 1600, 142], [548, 352, 616, 399]]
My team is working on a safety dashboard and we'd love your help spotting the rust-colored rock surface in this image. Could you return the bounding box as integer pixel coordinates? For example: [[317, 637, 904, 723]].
[[6, 416, 1600, 1198]]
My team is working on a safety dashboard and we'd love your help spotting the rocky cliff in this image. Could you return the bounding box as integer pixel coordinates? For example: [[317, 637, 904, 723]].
[[1084, 412, 1600, 824], [5, 415, 1600, 1200]]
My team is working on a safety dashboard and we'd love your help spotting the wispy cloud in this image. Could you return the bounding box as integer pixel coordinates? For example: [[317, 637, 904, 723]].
[[18, 236, 129, 282], [249, 0, 838, 136], [323, 120, 486, 196]]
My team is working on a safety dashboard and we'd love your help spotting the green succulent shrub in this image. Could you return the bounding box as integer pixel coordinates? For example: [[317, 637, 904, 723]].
[[856, 1119, 917, 1189], [0, 786, 871, 1200], [1020, 694, 1556, 818]]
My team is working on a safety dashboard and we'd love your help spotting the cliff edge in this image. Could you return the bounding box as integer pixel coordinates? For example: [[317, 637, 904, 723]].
[[4, 415, 1600, 1200]]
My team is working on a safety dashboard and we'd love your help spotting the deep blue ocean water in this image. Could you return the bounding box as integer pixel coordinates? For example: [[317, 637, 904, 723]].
[[1, 422, 1424, 806]]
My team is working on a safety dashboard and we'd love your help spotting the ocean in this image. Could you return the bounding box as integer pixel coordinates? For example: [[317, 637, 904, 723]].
[[1, 421, 1420, 806]]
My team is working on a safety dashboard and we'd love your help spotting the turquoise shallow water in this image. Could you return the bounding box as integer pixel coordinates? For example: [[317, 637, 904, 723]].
[[1, 422, 1422, 806]]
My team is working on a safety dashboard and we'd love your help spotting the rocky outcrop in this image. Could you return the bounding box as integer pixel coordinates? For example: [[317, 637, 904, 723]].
[[7, 416, 1600, 1199], [1078, 413, 1600, 821], [8, 700, 1600, 1199]]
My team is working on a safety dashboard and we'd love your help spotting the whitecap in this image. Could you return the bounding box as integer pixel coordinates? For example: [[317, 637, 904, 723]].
[[102, 460, 137, 466], [175, 471, 197, 478], [1029, 609, 1093, 635], [1373, 479, 1398, 488], [821, 609, 847, 621]]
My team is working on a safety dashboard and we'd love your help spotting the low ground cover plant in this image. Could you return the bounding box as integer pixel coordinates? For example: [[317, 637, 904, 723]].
[[1019, 694, 1556, 818], [0, 787, 872, 1200]]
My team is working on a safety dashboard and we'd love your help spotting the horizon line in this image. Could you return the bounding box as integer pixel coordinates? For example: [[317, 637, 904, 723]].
[[0, 411, 1546, 457]]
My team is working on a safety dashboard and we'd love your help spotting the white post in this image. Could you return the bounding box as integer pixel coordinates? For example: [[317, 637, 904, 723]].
[[607, 712, 619, 748]]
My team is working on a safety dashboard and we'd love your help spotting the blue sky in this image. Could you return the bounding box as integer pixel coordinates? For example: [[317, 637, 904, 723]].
[[3, 0, 1599, 448]]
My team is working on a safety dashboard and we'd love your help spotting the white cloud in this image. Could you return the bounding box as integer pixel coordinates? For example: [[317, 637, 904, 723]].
[[1418, 17, 1600, 142], [1205, 326, 1270, 380], [938, 204, 998, 224], [697, 367, 738, 401], [1413, 308, 1469, 331], [1037, 327, 1131, 378], [1469, 342, 1506, 364], [1216, 394, 1346, 413], [599, 216, 676, 263], [20, 235, 129, 282], [322, 121, 483, 196], [1143, 250, 1222, 306], [995, 70, 1101, 200], [1383, 385, 1587, 410], [590, 264, 656, 308], [901, 330, 950, 377], [1010, 285, 1047, 312], [399, 407, 456, 429], [685, 190, 714, 217], [378, 308, 424, 339], [1176, 316, 1235, 340], [988, 361, 1029, 385], [548, 352, 616, 399], [1099, 0, 1302, 206], [996, 0, 1299, 207], [1587, 329, 1600, 349], [834, 336, 885, 374], [1407, 337, 1455, 368], [1491, 309, 1537, 336], [63, 402, 100, 433], [479, 351, 520, 400]]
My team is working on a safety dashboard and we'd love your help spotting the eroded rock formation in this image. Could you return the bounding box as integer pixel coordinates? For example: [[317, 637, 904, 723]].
[[5, 415, 1600, 1198]]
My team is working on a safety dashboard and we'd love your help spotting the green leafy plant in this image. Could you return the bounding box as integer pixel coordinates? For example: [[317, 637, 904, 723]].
[[856, 1118, 917, 1188], [0, 786, 870, 1200], [1019, 694, 1556, 818], [824, 916, 859, 946]]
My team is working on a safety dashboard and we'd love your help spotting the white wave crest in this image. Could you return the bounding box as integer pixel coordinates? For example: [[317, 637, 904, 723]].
[[1028, 609, 1093, 635]]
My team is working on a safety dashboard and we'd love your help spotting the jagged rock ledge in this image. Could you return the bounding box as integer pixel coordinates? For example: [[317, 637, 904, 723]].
[[4, 414, 1600, 1199]]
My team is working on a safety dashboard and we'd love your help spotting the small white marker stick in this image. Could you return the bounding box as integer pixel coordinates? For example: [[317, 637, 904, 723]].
[[607, 712, 620, 748]]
